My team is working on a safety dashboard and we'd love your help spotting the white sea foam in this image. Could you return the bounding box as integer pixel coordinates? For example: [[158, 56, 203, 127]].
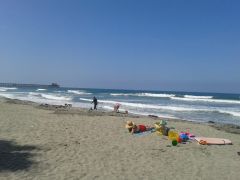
[[110, 93, 132, 96], [29, 92, 41, 96], [80, 98, 240, 118], [110, 93, 175, 98], [40, 94, 72, 101], [80, 98, 201, 111], [26, 94, 68, 105], [36, 89, 46, 91], [80, 98, 93, 102], [54, 90, 64, 93], [102, 105, 177, 119], [136, 93, 175, 98], [171, 96, 240, 104], [0, 92, 70, 104], [103, 105, 125, 111], [68, 90, 92, 95], [218, 110, 240, 117], [100, 100, 200, 111], [0, 87, 17, 91], [184, 95, 213, 99], [0, 93, 15, 99], [3, 87, 17, 90]]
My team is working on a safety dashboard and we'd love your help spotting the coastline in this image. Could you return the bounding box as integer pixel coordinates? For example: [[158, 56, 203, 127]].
[[3, 97, 240, 134], [1, 87, 240, 126], [0, 97, 240, 179]]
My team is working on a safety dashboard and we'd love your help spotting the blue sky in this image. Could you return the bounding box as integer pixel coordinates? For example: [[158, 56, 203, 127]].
[[0, 0, 239, 93]]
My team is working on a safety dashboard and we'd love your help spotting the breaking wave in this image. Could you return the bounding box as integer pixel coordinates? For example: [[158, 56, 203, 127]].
[[80, 98, 240, 117], [36, 89, 46, 91], [110, 93, 175, 98], [218, 110, 240, 117], [184, 95, 213, 99], [102, 105, 177, 119], [0, 87, 18, 91], [41, 94, 72, 101], [29, 92, 72, 101], [29, 92, 40, 96], [110, 93, 133, 96], [68, 90, 92, 95], [171, 97, 240, 104], [80, 98, 92, 102], [136, 93, 175, 98], [0, 92, 15, 99]]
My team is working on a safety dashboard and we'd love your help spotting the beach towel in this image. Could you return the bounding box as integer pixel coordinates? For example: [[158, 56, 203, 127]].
[[134, 129, 156, 137]]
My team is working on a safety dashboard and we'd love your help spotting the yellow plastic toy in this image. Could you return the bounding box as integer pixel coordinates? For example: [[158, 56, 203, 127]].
[[154, 123, 164, 135], [168, 130, 179, 140], [155, 120, 169, 136]]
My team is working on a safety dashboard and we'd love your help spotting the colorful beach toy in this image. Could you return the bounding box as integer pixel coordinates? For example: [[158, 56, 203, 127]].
[[168, 130, 179, 140], [172, 139, 178, 146]]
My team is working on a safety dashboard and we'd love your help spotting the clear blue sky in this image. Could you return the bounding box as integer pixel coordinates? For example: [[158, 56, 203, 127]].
[[0, 0, 239, 93]]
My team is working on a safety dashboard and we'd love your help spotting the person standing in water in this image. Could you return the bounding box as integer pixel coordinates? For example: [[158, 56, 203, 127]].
[[92, 96, 98, 110]]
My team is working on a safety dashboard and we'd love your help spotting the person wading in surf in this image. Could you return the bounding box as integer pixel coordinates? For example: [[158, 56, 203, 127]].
[[91, 96, 98, 110]]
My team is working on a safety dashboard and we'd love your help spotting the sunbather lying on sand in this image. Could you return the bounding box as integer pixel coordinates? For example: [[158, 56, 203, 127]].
[[125, 121, 153, 134]]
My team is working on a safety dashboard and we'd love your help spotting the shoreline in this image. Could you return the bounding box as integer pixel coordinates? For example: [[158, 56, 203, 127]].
[[2, 97, 240, 135], [1, 88, 240, 127]]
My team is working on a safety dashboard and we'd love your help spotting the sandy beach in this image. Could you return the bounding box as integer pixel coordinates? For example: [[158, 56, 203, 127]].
[[0, 97, 240, 180]]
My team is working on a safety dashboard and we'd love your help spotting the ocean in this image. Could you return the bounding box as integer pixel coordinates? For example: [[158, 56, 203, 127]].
[[0, 86, 240, 125]]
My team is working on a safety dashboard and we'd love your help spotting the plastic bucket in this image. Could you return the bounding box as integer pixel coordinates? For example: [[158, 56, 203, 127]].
[[168, 130, 179, 140]]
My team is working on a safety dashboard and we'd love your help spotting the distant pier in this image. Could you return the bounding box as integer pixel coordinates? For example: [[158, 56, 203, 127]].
[[0, 83, 60, 88]]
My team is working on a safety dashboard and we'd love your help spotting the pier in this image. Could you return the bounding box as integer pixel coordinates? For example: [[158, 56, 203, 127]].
[[0, 83, 60, 88]]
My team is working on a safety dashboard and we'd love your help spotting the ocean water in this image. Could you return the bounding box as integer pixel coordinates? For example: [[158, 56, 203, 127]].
[[0, 86, 240, 125]]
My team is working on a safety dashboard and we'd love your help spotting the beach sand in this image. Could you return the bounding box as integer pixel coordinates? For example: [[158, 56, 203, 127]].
[[0, 98, 240, 180]]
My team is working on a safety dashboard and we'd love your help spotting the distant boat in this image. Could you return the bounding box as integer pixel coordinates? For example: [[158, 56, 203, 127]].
[[0, 82, 60, 88], [50, 83, 60, 88]]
